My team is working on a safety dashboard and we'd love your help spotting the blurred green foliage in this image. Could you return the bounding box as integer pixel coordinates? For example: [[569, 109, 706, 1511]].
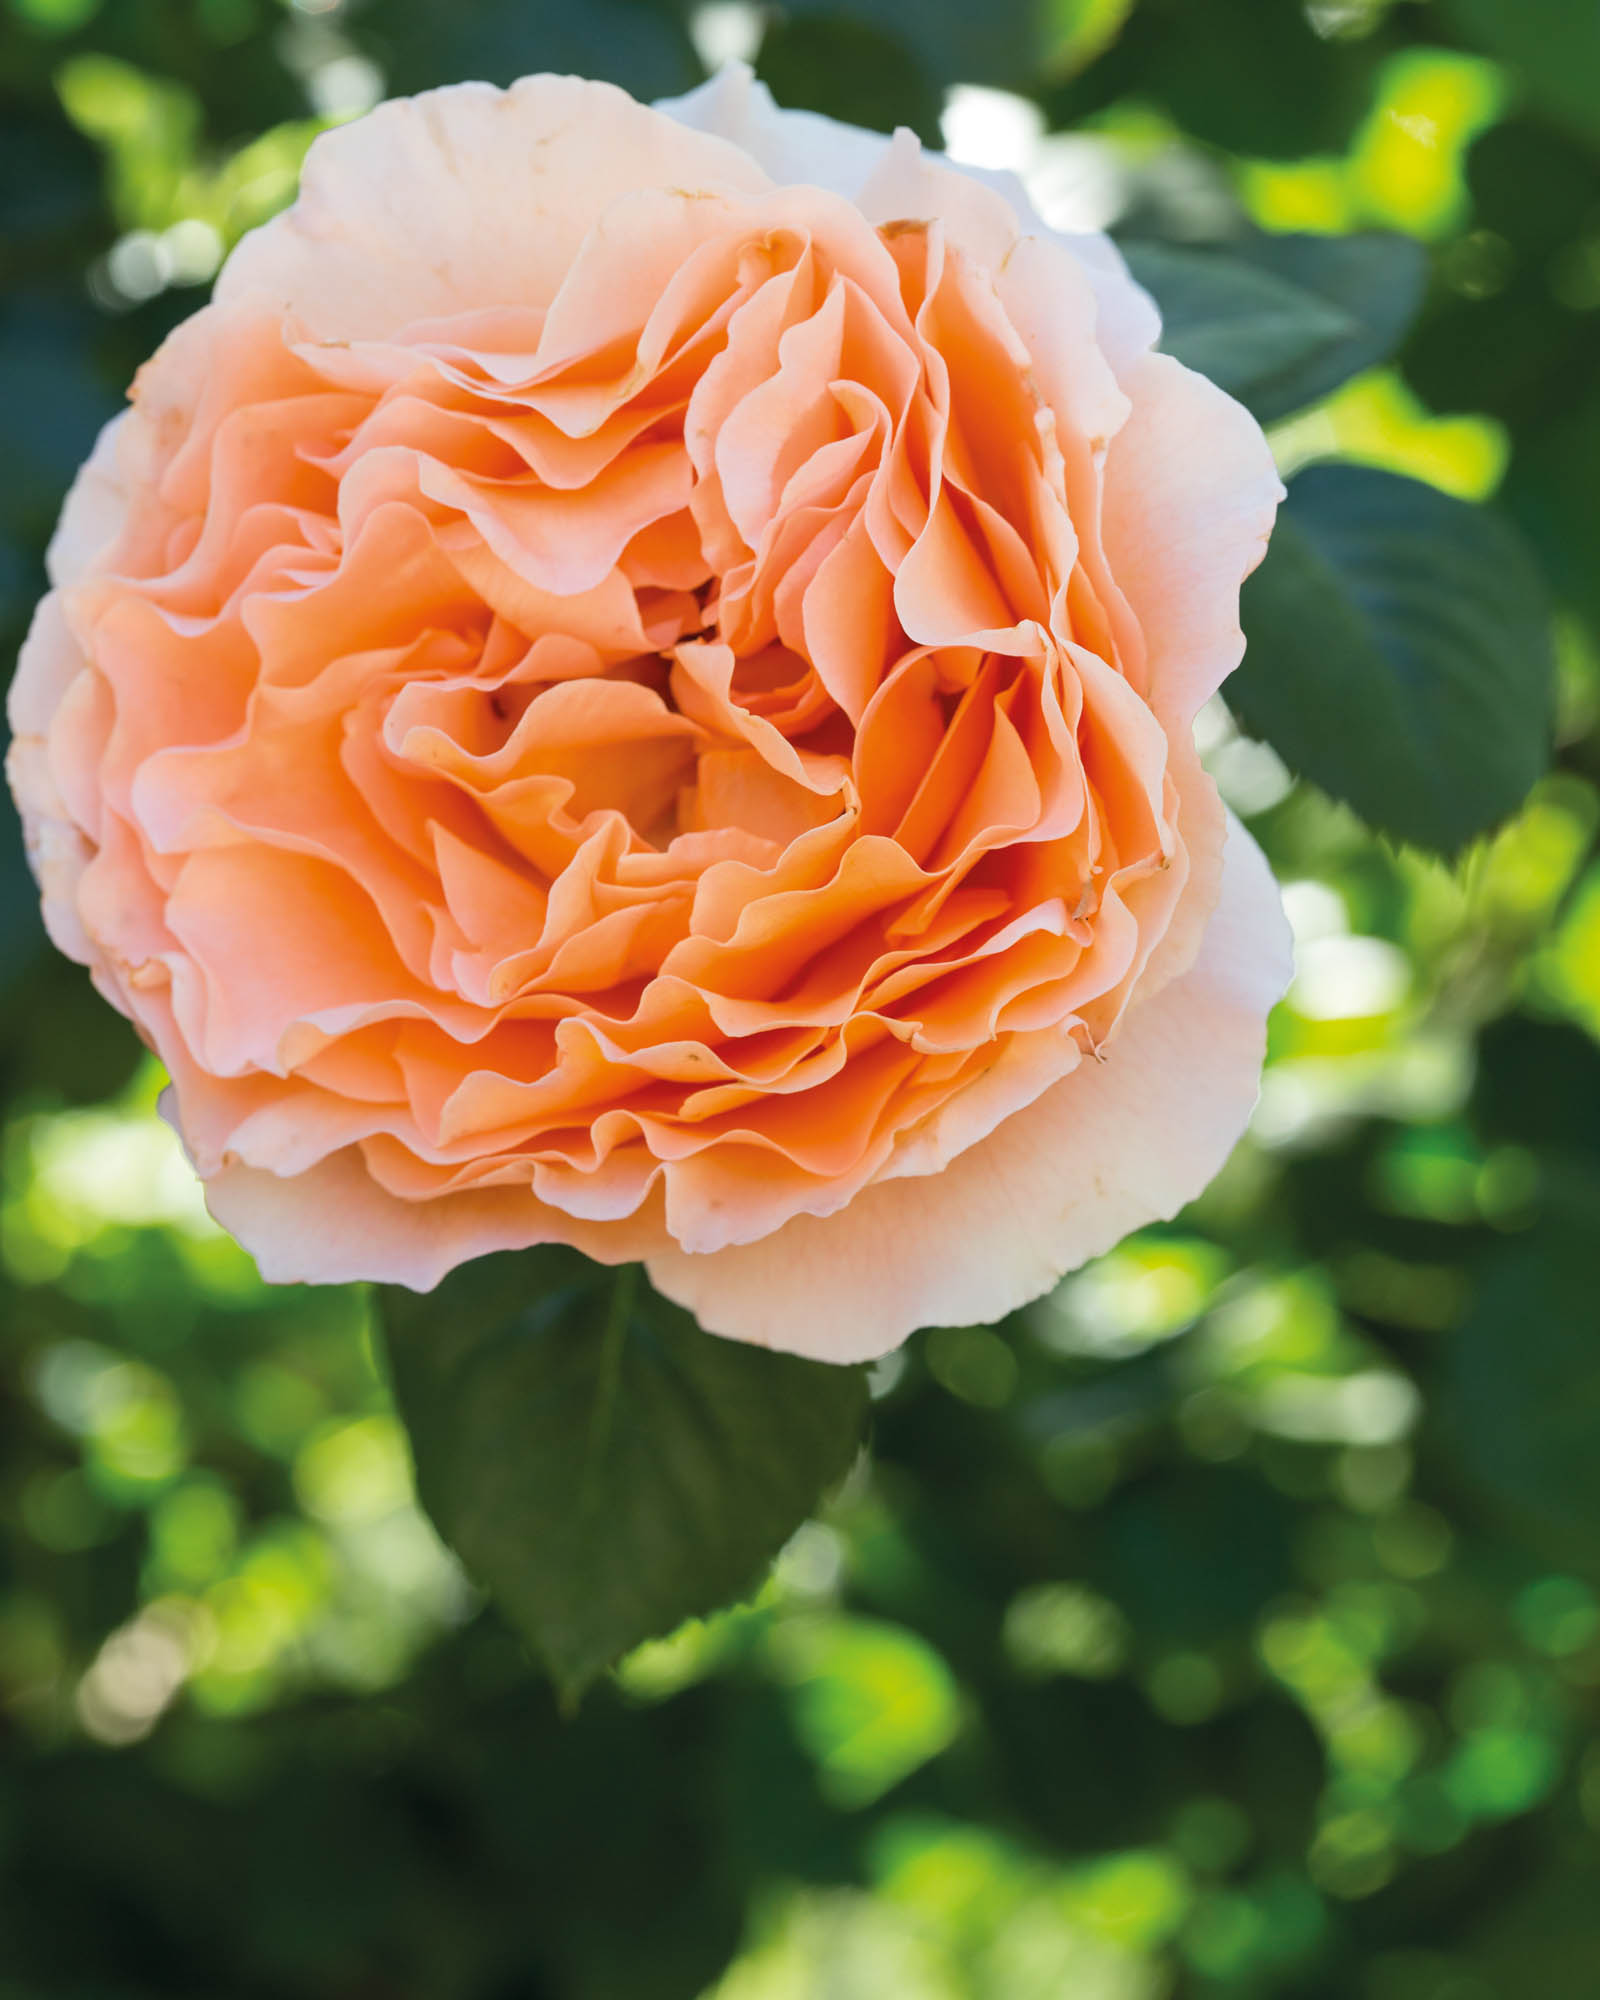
[[3, 0, 1600, 1994]]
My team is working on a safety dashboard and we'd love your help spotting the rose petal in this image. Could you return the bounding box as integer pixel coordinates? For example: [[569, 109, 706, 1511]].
[[656, 62, 892, 202], [1101, 352, 1284, 727], [219, 75, 772, 340], [645, 813, 1290, 1358], [198, 1138, 667, 1290]]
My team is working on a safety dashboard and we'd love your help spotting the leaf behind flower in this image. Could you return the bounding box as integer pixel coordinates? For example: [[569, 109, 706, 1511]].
[[1233, 462, 1555, 856], [1126, 231, 1426, 424]]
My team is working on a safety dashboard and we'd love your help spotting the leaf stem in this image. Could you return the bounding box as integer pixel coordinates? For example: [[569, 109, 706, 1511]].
[[581, 1264, 637, 1511]]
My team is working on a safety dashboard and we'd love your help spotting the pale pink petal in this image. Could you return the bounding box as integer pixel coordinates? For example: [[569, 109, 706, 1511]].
[[655, 62, 891, 201], [5, 744, 94, 963], [198, 1142, 665, 1291], [45, 410, 134, 589], [1101, 352, 1284, 727], [219, 75, 772, 340], [1051, 229, 1163, 380], [8, 593, 86, 740], [856, 128, 1153, 376]]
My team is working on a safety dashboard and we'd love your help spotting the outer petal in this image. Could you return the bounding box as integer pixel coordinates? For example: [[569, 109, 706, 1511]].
[[197, 1136, 670, 1290], [1035, 226, 1160, 382], [645, 814, 1291, 1360], [218, 74, 772, 339], [45, 409, 134, 590], [655, 61, 891, 199], [1102, 351, 1284, 728], [658, 67, 1158, 380], [8, 412, 139, 963], [8, 592, 87, 742], [4, 745, 93, 963], [941, 159, 1159, 382], [9, 595, 101, 967]]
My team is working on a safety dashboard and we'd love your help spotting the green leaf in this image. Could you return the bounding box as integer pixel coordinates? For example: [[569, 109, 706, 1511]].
[[755, 16, 944, 148], [1233, 464, 1554, 855], [1041, 0, 1136, 79], [1126, 231, 1426, 424], [1229, 231, 1428, 424], [775, 0, 1057, 89], [1125, 243, 1357, 413], [380, 1249, 869, 1703], [1049, 0, 1381, 159], [1444, 0, 1600, 148], [373, 0, 699, 101], [1442, 1214, 1600, 1568]]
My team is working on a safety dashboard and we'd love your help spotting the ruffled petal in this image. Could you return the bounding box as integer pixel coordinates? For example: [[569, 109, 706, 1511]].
[[645, 814, 1291, 1359], [656, 64, 1159, 380]]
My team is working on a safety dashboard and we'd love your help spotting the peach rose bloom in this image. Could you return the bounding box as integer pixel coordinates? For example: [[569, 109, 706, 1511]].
[[7, 66, 1290, 1360]]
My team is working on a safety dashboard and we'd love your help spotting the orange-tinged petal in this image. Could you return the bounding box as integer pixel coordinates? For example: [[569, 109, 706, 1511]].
[[646, 818, 1290, 1357]]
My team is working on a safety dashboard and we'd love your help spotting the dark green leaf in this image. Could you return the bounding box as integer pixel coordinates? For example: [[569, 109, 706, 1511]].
[[0, 96, 105, 261], [1444, 0, 1600, 148], [1442, 1214, 1600, 1568], [1049, 0, 1381, 158], [756, 15, 943, 148], [1464, 115, 1600, 269], [1473, 1013, 1600, 1161], [776, 0, 1054, 89], [1234, 464, 1554, 855], [1503, 383, 1600, 652], [371, 0, 698, 101], [381, 1250, 869, 1702], [0, 314, 122, 508], [1126, 232, 1426, 425], [1125, 243, 1358, 413], [0, 814, 46, 999], [1229, 231, 1428, 423]]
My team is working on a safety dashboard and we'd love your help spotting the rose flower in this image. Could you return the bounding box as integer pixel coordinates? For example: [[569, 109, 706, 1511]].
[[7, 66, 1290, 1359]]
